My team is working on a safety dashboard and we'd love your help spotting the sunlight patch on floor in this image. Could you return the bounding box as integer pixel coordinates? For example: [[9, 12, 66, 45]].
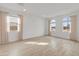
[[24, 42, 48, 46]]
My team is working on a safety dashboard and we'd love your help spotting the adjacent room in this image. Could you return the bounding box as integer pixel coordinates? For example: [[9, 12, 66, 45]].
[[0, 3, 79, 56]]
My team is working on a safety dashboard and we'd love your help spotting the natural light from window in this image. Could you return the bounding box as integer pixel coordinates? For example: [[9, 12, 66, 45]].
[[50, 19, 56, 32], [62, 16, 71, 33], [7, 16, 20, 32]]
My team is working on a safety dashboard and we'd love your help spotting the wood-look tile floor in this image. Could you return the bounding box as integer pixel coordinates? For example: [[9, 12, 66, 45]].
[[0, 36, 79, 56]]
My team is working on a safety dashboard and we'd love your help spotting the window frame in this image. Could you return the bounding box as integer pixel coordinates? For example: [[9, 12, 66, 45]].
[[7, 15, 20, 32], [62, 16, 71, 33], [50, 19, 56, 32]]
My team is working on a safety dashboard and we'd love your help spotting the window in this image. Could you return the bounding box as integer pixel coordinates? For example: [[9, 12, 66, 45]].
[[7, 16, 20, 32], [62, 16, 71, 32], [50, 19, 56, 31]]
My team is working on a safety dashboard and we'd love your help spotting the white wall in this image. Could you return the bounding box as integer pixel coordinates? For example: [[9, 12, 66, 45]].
[[50, 16, 70, 39], [44, 14, 79, 40], [8, 32, 18, 42], [8, 14, 45, 42], [44, 19, 49, 35], [23, 15, 45, 39]]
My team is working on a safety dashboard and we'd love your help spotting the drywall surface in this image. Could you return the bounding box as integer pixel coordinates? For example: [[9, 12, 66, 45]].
[[8, 32, 18, 42], [23, 15, 45, 39], [77, 15, 79, 41]]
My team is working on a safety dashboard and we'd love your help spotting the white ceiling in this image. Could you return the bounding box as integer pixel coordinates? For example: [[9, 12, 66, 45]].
[[0, 3, 79, 17]]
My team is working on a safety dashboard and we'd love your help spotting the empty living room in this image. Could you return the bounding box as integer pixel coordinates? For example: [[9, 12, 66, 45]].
[[0, 1, 79, 57]]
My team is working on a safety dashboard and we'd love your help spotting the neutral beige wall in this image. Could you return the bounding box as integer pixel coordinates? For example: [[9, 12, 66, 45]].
[[48, 18, 51, 36], [77, 15, 79, 41], [18, 15, 23, 41], [0, 12, 8, 44], [0, 13, 2, 44], [70, 16, 77, 41]]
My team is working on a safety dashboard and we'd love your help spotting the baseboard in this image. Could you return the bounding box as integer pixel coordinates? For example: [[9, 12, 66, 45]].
[[49, 35, 79, 43], [23, 35, 45, 41], [0, 39, 23, 45], [50, 35, 69, 40], [0, 35, 46, 45], [1, 35, 78, 45]]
